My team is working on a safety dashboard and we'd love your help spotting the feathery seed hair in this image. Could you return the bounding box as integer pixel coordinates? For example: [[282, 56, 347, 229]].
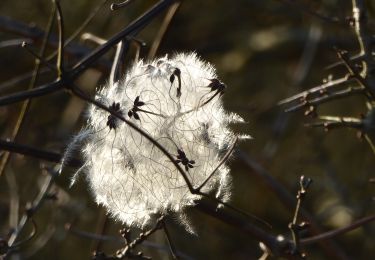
[[68, 52, 250, 232]]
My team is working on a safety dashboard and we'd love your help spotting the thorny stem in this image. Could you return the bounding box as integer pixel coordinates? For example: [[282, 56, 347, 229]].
[[335, 48, 375, 100], [306, 116, 363, 130], [351, 0, 375, 96], [284, 85, 365, 113], [116, 216, 165, 258], [278, 76, 352, 106], [288, 176, 312, 257]]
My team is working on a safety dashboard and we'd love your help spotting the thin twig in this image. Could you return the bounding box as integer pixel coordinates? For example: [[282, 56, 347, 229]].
[[351, 0, 375, 97], [278, 0, 344, 25], [109, 40, 126, 86], [335, 48, 375, 100], [0, 139, 82, 167], [288, 176, 312, 257], [21, 42, 57, 72], [305, 116, 363, 130], [148, 1, 181, 59], [196, 137, 238, 191], [0, 38, 32, 48], [6, 167, 58, 251], [279, 76, 351, 106], [111, 0, 136, 11], [116, 216, 165, 258], [0, 4, 56, 178], [236, 150, 349, 260], [301, 214, 375, 245], [285, 86, 365, 113], [162, 221, 178, 260], [54, 0, 65, 78]]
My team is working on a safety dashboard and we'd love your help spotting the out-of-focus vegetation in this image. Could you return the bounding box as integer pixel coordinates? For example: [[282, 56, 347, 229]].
[[0, 0, 374, 259]]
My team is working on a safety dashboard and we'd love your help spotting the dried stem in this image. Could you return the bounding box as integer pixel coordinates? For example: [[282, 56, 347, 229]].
[[6, 167, 58, 253], [54, 0, 65, 78], [148, 1, 181, 59], [0, 139, 81, 167], [0, 3, 56, 180], [301, 213, 375, 245], [288, 176, 312, 257]]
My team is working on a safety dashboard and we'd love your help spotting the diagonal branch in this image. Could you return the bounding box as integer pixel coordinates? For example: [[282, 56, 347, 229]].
[[0, 0, 177, 107], [285, 85, 365, 113], [279, 76, 352, 106], [301, 214, 375, 245]]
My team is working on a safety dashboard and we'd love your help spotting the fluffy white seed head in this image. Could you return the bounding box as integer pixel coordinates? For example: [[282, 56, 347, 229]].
[[75, 52, 248, 231]]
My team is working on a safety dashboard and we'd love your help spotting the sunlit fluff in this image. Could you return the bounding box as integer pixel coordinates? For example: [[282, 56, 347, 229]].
[[69, 53, 249, 232]]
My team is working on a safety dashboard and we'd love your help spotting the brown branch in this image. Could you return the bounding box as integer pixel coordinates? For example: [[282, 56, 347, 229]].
[[0, 139, 82, 168], [285, 85, 365, 113], [305, 116, 363, 130], [301, 214, 375, 245], [351, 0, 375, 96], [6, 167, 58, 251], [148, 1, 181, 59], [335, 48, 375, 99], [279, 76, 351, 106], [288, 176, 312, 257], [54, 0, 65, 78]]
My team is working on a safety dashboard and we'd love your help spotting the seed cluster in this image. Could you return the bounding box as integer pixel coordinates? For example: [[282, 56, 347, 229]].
[[78, 53, 249, 231]]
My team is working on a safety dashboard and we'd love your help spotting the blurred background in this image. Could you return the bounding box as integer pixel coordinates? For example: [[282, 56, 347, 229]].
[[0, 0, 375, 259]]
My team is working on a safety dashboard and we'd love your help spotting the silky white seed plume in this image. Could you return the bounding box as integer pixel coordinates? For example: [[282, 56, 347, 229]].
[[69, 52, 249, 232]]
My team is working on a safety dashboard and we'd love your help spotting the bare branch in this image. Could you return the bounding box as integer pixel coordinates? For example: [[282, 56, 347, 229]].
[[278, 76, 351, 106], [301, 214, 375, 245], [285, 85, 365, 113], [0, 139, 82, 167]]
